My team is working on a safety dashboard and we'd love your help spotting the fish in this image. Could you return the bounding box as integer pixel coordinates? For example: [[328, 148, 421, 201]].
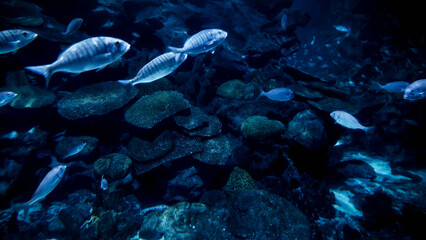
[[281, 13, 288, 31], [376, 81, 410, 93], [0, 91, 18, 107], [25, 36, 130, 87], [330, 111, 374, 132], [118, 52, 187, 85], [62, 18, 83, 36], [403, 79, 426, 101], [168, 29, 228, 56], [257, 87, 294, 102], [0, 29, 38, 54], [333, 25, 350, 33], [1, 131, 19, 140], [17, 165, 67, 221], [63, 142, 86, 159], [100, 175, 108, 191]]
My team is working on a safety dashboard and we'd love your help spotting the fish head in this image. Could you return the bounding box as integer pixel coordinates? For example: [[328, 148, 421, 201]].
[[110, 38, 131, 56], [55, 165, 67, 178], [20, 30, 38, 42], [330, 111, 339, 121], [403, 87, 422, 100], [212, 29, 228, 41], [287, 89, 294, 100], [5, 91, 18, 99]]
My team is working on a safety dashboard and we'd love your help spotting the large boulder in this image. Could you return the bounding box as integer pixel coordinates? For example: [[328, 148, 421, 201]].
[[286, 110, 326, 150], [174, 106, 222, 137], [125, 91, 190, 129], [216, 79, 247, 100], [57, 81, 138, 120], [94, 153, 132, 180], [240, 115, 285, 140]]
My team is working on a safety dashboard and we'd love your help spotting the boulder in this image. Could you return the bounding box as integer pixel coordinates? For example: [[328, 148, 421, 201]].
[[94, 153, 132, 180], [174, 106, 222, 137], [9, 86, 55, 108], [240, 115, 285, 140], [286, 110, 326, 150], [216, 79, 247, 100]]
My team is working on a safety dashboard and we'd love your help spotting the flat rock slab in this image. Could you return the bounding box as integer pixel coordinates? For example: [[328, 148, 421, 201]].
[[125, 91, 190, 129], [57, 81, 138, 120]]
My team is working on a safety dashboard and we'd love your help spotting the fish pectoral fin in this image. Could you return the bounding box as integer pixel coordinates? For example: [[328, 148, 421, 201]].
[[95, 65, 107, 72], [10, 40, 22, 47], [206, 39, 216, 46], [93, 53, 113, 62]]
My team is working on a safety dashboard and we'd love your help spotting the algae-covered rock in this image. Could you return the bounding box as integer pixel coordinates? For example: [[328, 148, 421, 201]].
[[55, 136, 98, 161], [174, 106, 222, 137], [128, 132, 174, 162], [216, 79, 247, 100], [223, 167, 257, 194], [240, 115, 285, 140], [286, 110, 326, 150], [57, 81, 138, 120], [94, 153, 132, 180], [125, 91, 190, 129], [193, 135, 236, 166], [9, 86, 55, 108]]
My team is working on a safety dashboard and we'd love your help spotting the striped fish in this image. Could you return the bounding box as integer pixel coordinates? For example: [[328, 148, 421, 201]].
[[168, 29, 227, 56], [330, 111, 374, 132], [118, 52, 187, 86], [62, 18, 83, 36], [0, 29, 38, 54], [25, 36, 130, 87]]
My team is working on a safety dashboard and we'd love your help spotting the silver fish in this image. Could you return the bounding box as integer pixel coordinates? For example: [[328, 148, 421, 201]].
[[257, 87, 294, 102], [0, 29, 38, 54], [404, 79, 426, 101], [330, 111, 373, 132], [63, 142, 86, 159], [168, 29, 227, 56], [25, 36, 130, 87], [376, 81, 410, 93], [333, 25, 350, 33], [62, 18, 83, 36], [281, 13, 288, 31], [19, 165, 67, 220], [118, 52, 187, 85], [0, 91, 17, 107], [100, 175, 108, 191]]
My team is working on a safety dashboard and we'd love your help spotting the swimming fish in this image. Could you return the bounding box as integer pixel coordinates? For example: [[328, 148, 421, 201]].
[[330, 111, 373, 132], [100, 175, 108, 191], [0, 91, 18, 107], [18, 165, 67, 221], [333, 25, 350, 33], [25, 36, 130, 87], [257, 87, 294, 102], [403, 79, 426, 101], [376, 81, 410, 93], [281, 13, 288, 31], [63, 142, 86, 159], [118, 52, 187, 85], [168, 29, 227, 56], [0, 29, 38, 54], [62, 18, 83, 36]]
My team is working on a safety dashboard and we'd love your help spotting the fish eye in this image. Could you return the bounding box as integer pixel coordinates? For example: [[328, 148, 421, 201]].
[[115, 41, 120, 47], [410, 90, 415, 95], [22, 32, 28, 37]]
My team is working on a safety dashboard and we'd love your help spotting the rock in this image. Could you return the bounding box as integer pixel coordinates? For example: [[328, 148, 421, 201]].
[[1, 127, 49, 157], [55, 136, 98, 161], [94, 153, 132, 180], [133, 78, 174, 98], [216, 79, 247, 100], [334, 160, 377, 180], [286, 110, 326, 151], [223, 167, 257, 194], [125, 91, 190, 129], [57, 81, 138, 120], [193, 135, 240, 166], [288, 83, 324, 99], [0, 160, 23, 196], [8, 86, 55, 109], [131, 132, 203, 175], [240, 115, 285, 140], [128, 133, 173, 162], [0, 1, 43, 26], [254, 0, 293, 18], [307, 97, 360, 115], [164, 166, 204, 202], [174, 107, 222, 137]]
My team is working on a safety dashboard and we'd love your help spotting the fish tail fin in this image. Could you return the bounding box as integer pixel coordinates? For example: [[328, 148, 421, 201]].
[[364, 126, 375, 133], [118, 79, 133, 85], [256, 88, 265, 101], [375, 82, 383, 92], [167, 46, 183, 53], [25, 65, 53, 88]]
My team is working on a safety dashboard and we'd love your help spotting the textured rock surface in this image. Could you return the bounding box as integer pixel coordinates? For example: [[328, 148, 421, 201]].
[[94, 153, 132, 180], [193, 135, 238, 166], [174, 106, 222, 137], [128, 133, 174, 162], [216, 79, 247, 100], [125, 91, 190, 129], [164, 166, 204, 202], [57, 81, 138, 120], [223, 167, 257, 194], [286, 110, 326, 150], [240, 115, 285, 140], [9, 86, 55, 108]]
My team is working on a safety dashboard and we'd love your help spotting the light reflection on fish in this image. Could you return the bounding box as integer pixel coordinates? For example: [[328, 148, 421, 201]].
[[0, 29, 38, 54], [404, 79, 426, 101], [330, 111, 374, 132], [376, 81, 410, 93], [257, 87, 294, 102], [0, 91, 18, 107], [63, 142, 86, 159]]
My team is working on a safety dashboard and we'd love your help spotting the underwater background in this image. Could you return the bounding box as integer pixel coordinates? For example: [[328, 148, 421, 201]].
[[0, 0, 425, 239]]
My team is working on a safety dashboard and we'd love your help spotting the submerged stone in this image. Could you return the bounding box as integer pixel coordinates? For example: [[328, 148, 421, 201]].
[[240, 115, 285, 140], [216, 79, 247, 100], [57, 81, 138, 120], [125, 91, 190, 129], [174, 106, 222, 137], [223, 167, 257, 194], [9, 86, 55, 109], [128, 132, 174, 162], [193, 135, 239, 166], [286, 110, 326, 151], [94, 153, 132, 180]]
